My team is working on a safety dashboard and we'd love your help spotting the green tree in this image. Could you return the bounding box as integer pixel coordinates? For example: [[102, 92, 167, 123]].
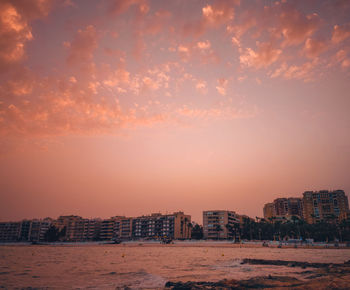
[[44, 225, 60, 242], [191, 223, 203, 240]]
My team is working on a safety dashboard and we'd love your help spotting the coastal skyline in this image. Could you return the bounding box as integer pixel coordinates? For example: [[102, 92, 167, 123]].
[[1, 0, 350, 224]]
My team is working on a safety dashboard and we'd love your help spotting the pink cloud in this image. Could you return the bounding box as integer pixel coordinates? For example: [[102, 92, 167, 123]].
[[331, 49, 350, 69], [103, 68, 130, 88], [303, 38, 328, 58], [240, 42, 282, 69], [332, 23, 350, 44], [195, 80, 207, 94], [109, 0, 149, 16], [197, 40, 211, 50], [176, 103, 257, 122], [277, 6, 320, 47], [216, 78, 228, 96], [0, 0, 54, 72], [144, 9, 171, 35], [271, 60, 318, 82], [0, 71, 171, 139], [183, 0, 239, 36], [66, 25, 98, 72]]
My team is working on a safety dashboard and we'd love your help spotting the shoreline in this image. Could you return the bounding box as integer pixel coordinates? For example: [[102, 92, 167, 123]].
[[1, 240, 350, 249]]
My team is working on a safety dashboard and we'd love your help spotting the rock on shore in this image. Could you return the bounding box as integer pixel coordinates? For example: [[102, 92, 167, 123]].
[[165, 259, 350, 289]]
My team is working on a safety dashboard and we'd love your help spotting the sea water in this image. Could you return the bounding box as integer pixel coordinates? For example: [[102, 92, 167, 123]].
[[1, 242, 349, 289]]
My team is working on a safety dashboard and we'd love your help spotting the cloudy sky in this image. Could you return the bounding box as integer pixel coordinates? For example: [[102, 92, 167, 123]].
[[0, 0, 350, 223]]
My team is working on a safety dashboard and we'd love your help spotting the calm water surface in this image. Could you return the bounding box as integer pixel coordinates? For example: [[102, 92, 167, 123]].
[[1, 242, 350, 289]]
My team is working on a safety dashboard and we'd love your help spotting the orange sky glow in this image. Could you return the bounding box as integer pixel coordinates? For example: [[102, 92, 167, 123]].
[[1, 0, 350, 223]]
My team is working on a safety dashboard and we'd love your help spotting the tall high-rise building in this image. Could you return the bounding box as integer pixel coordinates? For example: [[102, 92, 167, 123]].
[[203, 210, 240, 239], [302, 190, 349, 224], [263, 203, 275, 220], [263, 197, 303, 221]]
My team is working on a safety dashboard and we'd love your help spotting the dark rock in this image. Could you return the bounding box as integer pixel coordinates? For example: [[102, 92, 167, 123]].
[[241, 258, 350, 269]]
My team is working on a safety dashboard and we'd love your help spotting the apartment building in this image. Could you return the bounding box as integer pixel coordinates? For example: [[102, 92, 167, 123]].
[[55, 215, 86, 241], [99, 218, 118, 240], [19, 220, 31, 241], [303, 190, 349, 224], [0, 211, 192, 242], [28, 218, 53, 242], [0, 222, 21, 242], [82, 219, 101, 241], [0, 219, 53, 242], [263, 197, 303, 221], [116, 217, 133, 240], [263, 203, 275, 220], [203, 210, 240, 239], [132, 212, 191, 240], [274, 198, 303, 217], [339, 211, 350, 222]]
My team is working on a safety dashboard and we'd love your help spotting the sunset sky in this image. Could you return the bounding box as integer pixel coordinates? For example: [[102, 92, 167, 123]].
[[1, 0, 350, 223]]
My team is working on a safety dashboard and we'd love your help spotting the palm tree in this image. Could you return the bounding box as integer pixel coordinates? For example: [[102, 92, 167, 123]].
[[187, 222, 193, 239], [235, 223, 241, 242], [184, 217, 188, 238]]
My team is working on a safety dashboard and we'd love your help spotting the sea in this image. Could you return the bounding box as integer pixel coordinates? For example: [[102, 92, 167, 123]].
[[1, 241, 349, 289]]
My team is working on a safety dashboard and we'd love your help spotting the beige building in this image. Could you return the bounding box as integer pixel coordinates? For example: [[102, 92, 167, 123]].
[[263, 203, 275, 220], [303, 190, 349, 223], [115, 217, 133, 240], [263, 197, 303, 221], [55, 215, 85, 241], [131, 211, 191, 240], [203, 210, 240, 239]]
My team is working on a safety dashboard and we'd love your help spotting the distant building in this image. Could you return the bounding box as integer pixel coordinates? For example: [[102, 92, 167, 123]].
[[116, 217, 133, 240], [0, 222, 21, 242], [28, 218, 52, 242], [99, 218, 119, 241], [274, 198, 303, 217], [83, 219, 101, 241], [303, 190, 349, 223], [55, 215, 85, 241], [203, 210, 240, 239], [0, 219, 55, 243], [263, 203, 275, 220], [132, 212, 191, 240], [19, 220, 31, 241], [0, 211, 192, 242], [339, 211, 350, 222], [263, 197, 303, 221]]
